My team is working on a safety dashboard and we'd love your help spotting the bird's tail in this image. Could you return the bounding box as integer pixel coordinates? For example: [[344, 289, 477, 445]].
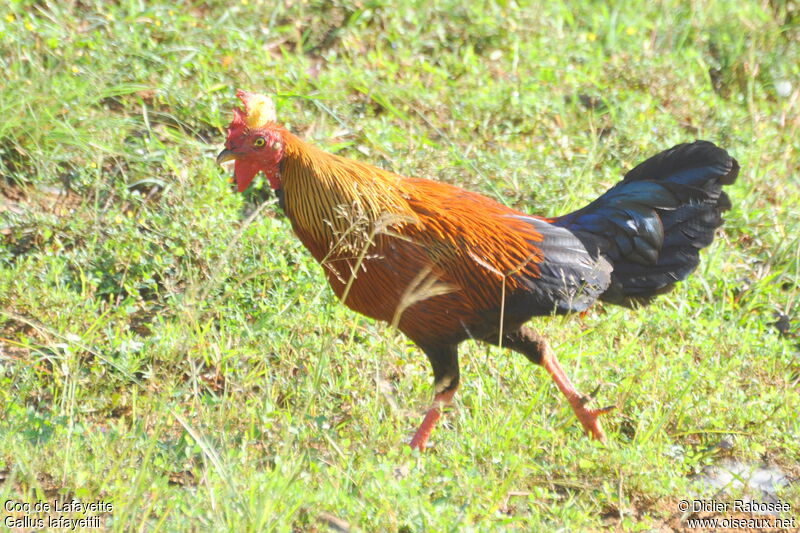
[[554, 141, 739, 307]]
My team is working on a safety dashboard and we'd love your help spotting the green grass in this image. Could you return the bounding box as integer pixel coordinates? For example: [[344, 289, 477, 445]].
[[1, 0, 799, 530]]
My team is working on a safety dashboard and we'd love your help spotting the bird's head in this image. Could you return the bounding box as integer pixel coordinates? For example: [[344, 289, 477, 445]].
[[217, 90, 285, 192]]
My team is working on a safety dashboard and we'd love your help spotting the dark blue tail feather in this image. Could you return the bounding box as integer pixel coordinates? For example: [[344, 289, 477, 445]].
[[554, 141, 739, 306]]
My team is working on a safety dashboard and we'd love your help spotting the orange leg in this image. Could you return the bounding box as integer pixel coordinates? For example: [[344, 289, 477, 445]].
[[493, 326, 614, 443], [409, 387, 457, 451], [541, 348, 613, 442]]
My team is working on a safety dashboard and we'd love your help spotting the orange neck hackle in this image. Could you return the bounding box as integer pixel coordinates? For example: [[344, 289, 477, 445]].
[[279, 131, 418, 255]]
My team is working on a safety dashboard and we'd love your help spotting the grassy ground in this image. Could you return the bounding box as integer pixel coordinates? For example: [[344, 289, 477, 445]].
[[1, 0, 799, 530]]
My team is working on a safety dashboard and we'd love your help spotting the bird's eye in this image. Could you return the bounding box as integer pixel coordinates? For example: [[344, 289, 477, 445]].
[[253, 137, 266, 147]]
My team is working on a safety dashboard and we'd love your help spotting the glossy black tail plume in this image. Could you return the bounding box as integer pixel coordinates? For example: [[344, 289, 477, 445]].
[[555, 141, 739, 307]]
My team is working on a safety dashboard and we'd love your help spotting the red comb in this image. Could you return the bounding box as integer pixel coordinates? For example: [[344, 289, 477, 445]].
[[226, 105, 248, 141]]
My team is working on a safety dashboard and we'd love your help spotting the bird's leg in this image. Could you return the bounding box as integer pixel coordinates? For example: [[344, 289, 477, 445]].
[[408, 386, 457, 451], [493, 327, 613, 442], [539, 344, 614, 442], [409, 344, 459, 451]]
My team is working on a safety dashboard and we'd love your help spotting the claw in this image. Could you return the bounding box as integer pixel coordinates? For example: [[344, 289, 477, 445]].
[[580, 383, 604, 405]]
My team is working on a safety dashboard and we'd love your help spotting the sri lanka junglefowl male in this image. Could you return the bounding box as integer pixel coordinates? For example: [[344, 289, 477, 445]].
[[217, 90, 738, 449]]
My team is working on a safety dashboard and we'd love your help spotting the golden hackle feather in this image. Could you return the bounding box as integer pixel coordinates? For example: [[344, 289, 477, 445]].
[[279, 130, 417, 246]]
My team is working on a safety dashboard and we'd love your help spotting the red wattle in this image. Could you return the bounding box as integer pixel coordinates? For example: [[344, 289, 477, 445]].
[[234, 159, 261, 192]]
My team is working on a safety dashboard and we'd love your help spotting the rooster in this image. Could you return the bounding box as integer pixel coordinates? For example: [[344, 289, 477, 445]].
[[217, 90, 739, 449]]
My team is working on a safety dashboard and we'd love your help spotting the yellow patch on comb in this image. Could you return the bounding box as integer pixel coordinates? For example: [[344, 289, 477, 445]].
[[238, 90, 276, 129]]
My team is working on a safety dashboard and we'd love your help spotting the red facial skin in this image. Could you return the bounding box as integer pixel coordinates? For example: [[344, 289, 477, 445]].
[[221, 93, 284, 192], [225, 128, 284, 192]]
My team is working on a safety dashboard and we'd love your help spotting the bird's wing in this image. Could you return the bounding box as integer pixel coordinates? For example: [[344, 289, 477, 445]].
[[401, 178, 611, 315]]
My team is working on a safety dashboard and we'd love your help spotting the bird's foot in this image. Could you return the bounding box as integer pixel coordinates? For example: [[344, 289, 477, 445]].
[[540, 346, 615, 443], [571, 401, 615, 443]]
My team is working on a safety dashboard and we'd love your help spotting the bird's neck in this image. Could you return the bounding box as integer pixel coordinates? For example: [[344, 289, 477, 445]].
[[279, 132, 416, 261]]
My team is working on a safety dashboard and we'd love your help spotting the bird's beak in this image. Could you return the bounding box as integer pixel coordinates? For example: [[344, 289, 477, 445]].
[[216, 149, 237, 166]]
